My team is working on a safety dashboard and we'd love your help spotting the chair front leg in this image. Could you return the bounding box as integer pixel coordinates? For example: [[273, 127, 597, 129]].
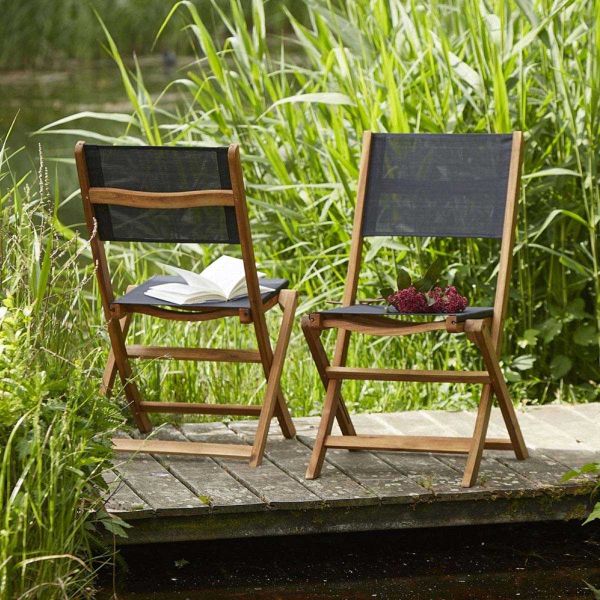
[[106, 313, 152, 434], [301, 316, 356, 436], [250, 290, 298, 466], [473, 326, 528, 460]]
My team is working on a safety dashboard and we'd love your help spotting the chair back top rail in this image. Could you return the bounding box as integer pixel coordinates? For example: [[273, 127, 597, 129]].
[[88, 187, 235, 208]]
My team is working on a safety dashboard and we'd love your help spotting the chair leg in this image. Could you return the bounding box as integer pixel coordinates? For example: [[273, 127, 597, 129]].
[[106, 314, 152, 434], [474, 326, 528, 460], [101, 312, 132, 396], [274, 391, 296, 439], [250, 289, 298, 466], [462, 384, 493, 487], [305, 378, 342, 479], [300, 317, 356, 436], [251, 293, 296, 441]]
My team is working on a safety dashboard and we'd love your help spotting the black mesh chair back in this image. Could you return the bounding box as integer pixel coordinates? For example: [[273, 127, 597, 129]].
[[362, 134, 513, 239], [84, 145, 239, 243]]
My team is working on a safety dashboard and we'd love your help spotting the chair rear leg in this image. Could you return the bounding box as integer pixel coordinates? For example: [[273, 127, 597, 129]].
[[101, 312, 132, 396], [305, 378, 342, 479], [301, 316, 356, 436], [475, 327, 528, 460], [107, 315, 152, 434], [250, 290, 297, 466], [462, 383, 493, 487], [274, 390, 296, 439]]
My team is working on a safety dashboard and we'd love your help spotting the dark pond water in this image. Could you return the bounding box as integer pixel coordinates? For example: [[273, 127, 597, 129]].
[[99, 522, 600, 599]]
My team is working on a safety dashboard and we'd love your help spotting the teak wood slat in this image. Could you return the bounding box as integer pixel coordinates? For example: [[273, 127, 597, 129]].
[[326, 367, 491, 384], [303, 132, 528, 487], [76, 141, 297, 466], [317, 315, 447, 336], [112, 438, 253, 459], [126, 345, 262, 363], [139, 401, 262, 416], [88, 187, 235, 208], [325, 435, 514, 453]]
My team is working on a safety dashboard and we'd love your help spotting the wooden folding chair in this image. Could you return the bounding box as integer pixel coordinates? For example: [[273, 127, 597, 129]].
[[302, 131, 528, 487], [75, 142, 296, 466]]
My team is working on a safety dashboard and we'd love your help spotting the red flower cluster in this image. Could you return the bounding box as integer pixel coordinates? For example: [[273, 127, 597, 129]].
[[387, 286, 468, 314]]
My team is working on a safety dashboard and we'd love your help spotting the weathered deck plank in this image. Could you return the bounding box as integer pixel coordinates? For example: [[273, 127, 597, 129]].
[[229, 422, 377, 507], [181, 423, 323, 509], [102, 469, 153, 519], [526, 405, 599, 449], [103, 404, 598, 544], [147, 425, 265, 514], [112, 451, 207, 517]]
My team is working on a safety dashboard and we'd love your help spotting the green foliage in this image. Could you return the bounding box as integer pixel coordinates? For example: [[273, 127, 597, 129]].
[[0, 147, 121, 599], [562, 462, 600, 524], [41, 0, 599, 407]]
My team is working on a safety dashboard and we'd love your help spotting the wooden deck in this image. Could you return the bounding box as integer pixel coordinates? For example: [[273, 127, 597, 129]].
[[103, 404, 599, 545]]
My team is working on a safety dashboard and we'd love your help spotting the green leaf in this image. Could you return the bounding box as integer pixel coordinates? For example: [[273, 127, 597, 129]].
[[517, 329, 539, 348], [396, 268, 412, 290], [266, 92, 356, 113], [583, 502, 600, 525], [550, 355, 572, 379], [413, 277, 433, 293], [522, 168, 582, 180], [565, 298, 590, 319], [380, 287, 394, 299], [422, 258, 443, 286], [539, 317, 562, 343], [573, 324, 597, 346], [512, 355, 536, 371], [96, 511, 132, 538]]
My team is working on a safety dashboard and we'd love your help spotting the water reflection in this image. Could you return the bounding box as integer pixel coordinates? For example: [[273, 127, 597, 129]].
[[99, 522, 600, 599]]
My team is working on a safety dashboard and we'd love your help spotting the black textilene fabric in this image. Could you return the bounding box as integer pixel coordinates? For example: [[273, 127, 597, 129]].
[[362, 134, 513, 239], [112, 276, 288, 309], [320, 304, 493, 323], [84, 145, 239, 243]]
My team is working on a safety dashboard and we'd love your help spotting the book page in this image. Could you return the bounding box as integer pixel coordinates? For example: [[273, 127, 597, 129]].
[[168, 266, 219, 293], [200, 255, 265, 299]]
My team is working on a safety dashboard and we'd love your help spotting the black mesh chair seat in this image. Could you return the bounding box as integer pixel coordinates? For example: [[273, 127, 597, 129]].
[[112, 276, 288, 310], [318, 304, 493, 322]]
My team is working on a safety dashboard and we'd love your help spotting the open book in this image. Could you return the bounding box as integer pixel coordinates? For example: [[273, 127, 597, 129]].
[[144, 255, 273, 305]]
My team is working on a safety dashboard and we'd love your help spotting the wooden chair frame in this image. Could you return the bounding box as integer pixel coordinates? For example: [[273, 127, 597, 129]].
[[302, 131, 528, 487], [75, 142, 296, 466]]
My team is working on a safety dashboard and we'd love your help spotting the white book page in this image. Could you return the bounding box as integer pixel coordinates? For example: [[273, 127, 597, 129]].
[[144, 284, 224, 305], [199, 255, 265, 299], [168, 266, 220, 293]]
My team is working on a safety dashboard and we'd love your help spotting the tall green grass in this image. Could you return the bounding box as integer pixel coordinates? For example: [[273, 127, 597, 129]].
[[0, 140, 122, 598], [42, 0, 598, 414]]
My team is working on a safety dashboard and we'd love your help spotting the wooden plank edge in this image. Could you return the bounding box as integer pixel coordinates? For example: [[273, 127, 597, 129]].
[[112, 438, 253, 459], [127, 345, 262, 363], [325, 435, 514, 453], [139, 401, 262, 416], [326, 367, 491, 384], [109, 492, 593, 545]]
